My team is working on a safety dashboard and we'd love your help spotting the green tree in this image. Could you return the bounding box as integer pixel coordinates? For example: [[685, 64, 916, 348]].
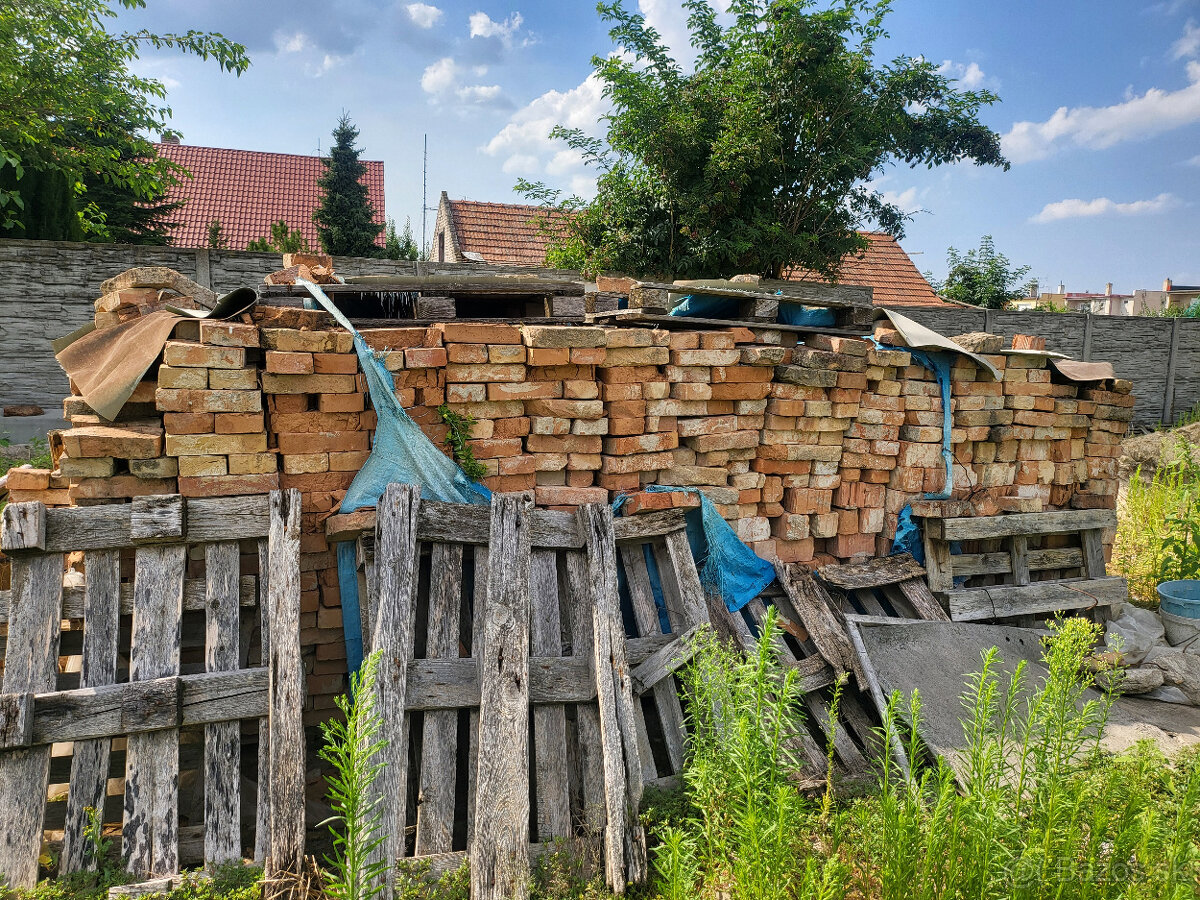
[[518, 0, 1006, 280], [927, 235, 1031, 309], [314, 114, 383, 257], [207, 219, 228, 250], [0, 0, 248, 238], [381, 216, 419, 260], [247, 220, 310, 253]]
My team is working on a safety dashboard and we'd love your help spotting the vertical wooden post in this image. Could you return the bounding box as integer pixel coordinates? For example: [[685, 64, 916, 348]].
[[123, 544, 186, 878], [466, 545, 489, 844], [254, 539, 272, 866], [580, 503, 647, 892], [562, 550, 607, 832], [0, 537, 62, 889], [369, 483, 421, 890], [61, 549, 120, 873], [1082, 313, 1094, 361], [415, 542, 462, 856], [267, 489, 305, 876], [471, 493, 533, 900], [1163, 317, 1181, 424], [530, 549, 571, 841], [204, 541, 242, 866]]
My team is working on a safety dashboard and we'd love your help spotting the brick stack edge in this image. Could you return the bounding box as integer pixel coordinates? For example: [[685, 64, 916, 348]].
[[7, 315, 1134, 743]]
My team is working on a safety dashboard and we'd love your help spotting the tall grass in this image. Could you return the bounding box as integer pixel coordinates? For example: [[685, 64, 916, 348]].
[[1112, 438, 1200, 604]]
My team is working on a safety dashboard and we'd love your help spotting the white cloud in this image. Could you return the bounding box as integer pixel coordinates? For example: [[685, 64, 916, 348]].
[[405, 2, 443, 28], [1187, 153, 1200, 165], [1030, 192, 1180, 223], [421, 57, 507, 106], [469, 11, 523, 42], [274, 30, 311, 54], [936, 59, 991, 89], [880, 186, 922, 214], [272, 31, 344, 76], [1175, 19, 1200, 57]]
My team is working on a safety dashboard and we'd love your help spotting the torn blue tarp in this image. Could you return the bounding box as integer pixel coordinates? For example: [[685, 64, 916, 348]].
[[669, 291, 836, 327], [298, 280, 490, 674], [613, 485, 775, 614], [890, 504, 925, 563]]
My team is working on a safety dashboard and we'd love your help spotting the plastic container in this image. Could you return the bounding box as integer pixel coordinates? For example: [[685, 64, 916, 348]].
[[1157, 580, 1200, 647]]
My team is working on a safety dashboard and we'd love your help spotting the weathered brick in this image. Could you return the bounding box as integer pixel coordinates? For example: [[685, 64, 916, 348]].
[[178, 473, 281, 497], [163, 341, 246, 369], [445, 363, 526, 383], [228, 452, 279, 475], [60, 425, 162, 459], [261, 329, 354, 353], [266, 351, 315, 374], [158, 365, 208, 389], [260, 373, 357, 394], [157, 388, 262, 413]]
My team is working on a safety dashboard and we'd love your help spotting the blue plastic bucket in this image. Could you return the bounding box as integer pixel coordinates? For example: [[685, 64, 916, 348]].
[[1156, 580, 1200, 619]]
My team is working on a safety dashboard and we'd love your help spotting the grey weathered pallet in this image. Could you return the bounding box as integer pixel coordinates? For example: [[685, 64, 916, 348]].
[[0, 575, 259, 625], [917, 510, 1123, 621], [355, 488, 674, 897], [586, 310, 863, 339], [0, 492, 305, 890]]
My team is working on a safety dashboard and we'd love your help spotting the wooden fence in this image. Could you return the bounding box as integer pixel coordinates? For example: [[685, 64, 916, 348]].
[[0, 491, 305, 890]]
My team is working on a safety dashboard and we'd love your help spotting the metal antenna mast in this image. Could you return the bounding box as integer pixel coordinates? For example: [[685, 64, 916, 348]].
[[421, 134, 428, 260]]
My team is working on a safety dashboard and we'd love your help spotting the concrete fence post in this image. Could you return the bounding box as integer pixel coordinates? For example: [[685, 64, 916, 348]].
[[1162, 317, 1181, 424]]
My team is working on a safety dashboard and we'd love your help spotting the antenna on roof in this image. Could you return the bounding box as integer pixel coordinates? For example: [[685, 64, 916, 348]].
[[422, 134, 427, 260]]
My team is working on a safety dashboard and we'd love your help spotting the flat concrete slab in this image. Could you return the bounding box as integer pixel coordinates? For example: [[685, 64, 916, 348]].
[[846, 617, 1200, 778]]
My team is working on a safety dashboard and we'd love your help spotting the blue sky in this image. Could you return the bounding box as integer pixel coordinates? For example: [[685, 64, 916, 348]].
[[118, 0, 1200, 292]]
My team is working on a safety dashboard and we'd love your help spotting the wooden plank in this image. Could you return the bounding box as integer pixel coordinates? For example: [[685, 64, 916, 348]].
[[947, 576, 1127, 622], [130, 495, 185, 544], [355, 536, 377, 655], [612, 510, 687, 543], [630, 625, 701, 695], [929, 509, 1117, 542], [581, 503, 647, 892], [896, 578, 949, 622], [629, 279, 870, 310], [0, 550, 61, 888], [1, 501, 46, 552], [1081, 529, 1108, 579], [203, 542, 241, 867], [659, 529, 710, 626], [619, 545, 678, 781], [325, 502, 584, 548], [816, 553, 926, 591], [466, 545, 487, 845], [587, 309, 861, 338], [951, 547, 1085, 578], [922, 528, 953, 595], [804, 694, 866, 775], [415, 543, 462, 857], [368, 484, 421, 893], [775, 563, 863, 683], [563, 549, 606, 832], [472, 493, 533, 900], [266, 489, 304, 877], [61, 549, 120, 874], [0, 576, 258, 625], [1009, 535, 1031, 587], [253, 539, 270, 867], [530, 550, 571, 843], [123, 544, 185, 878]]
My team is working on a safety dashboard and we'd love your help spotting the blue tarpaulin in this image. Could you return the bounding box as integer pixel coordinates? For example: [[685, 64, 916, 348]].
[[613, 485, 776, 614], [298, 281, 490, 674], [670, 292, 836, 327]]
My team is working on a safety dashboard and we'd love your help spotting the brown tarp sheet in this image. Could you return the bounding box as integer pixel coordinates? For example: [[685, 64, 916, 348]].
[[1050, 358, 1117, 383]]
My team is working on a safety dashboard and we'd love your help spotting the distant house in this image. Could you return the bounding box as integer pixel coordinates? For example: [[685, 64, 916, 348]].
[[1012, 280, 1174, 316], [431, 192, 945, 306], [155, 139, 386, 251], [1134, 278, 1200, 315]]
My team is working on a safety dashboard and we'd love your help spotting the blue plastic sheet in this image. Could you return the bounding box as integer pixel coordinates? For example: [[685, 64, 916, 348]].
[[299, 281, 490, 673], [613, 485, 775, 613], [890, 504, 925, 563], [669, 291, 836, 327]]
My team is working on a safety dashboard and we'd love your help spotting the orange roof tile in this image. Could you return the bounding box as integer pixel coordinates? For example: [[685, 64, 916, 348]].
[[786, 232, 944, 307], [446, 199, 569, 266], [444, 198, 942, 307], [154, 142, 385, 251]]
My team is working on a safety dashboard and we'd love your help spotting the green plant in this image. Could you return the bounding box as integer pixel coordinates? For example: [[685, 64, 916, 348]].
[[314, 114, 383, 257], [208, 220, 228, 250], [381, 217, 419, 261], [395, 859, 469, 900], [319, 650, 388, 900], [926, 235, 1032, 309], [518, 0, 1006, 280], [246, 220, 309, 253], [437, 404, 487, 481]]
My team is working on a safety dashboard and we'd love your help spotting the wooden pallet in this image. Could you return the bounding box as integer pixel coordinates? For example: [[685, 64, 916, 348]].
[[918, 509, 1125, 622], [0, 492, 305, 889], [351, 488, 659, 898]]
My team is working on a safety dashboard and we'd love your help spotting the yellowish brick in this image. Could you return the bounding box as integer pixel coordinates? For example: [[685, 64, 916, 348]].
[[177, 454, 228, 477], [228, 453, 279, 475]]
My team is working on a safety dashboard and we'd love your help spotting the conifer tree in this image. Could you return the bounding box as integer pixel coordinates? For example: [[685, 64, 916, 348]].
[[313, 114, 382, 256]]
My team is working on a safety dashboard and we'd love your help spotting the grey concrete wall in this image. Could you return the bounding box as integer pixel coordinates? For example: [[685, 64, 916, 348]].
[[892, 305, 1195, 428]]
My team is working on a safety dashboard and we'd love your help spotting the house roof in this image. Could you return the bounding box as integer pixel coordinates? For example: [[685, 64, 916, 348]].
[[441, 196, 942, 306], [155, 142, 385, 251], [445, 198, 569, 266], [786, 232, 944, 307]]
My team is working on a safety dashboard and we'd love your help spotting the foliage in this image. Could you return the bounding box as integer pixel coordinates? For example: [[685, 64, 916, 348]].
[[1112, 439, 1200, 603], [395, 860, 469, 900], [436, 405, 488, 480], [843, 616, 1200, 900], [0, 165, 84, 240], [517, 0, 1006, 280], [318, 650, 388, 900], [659, 616, 850, 900], [381, 217, 420, 260], [1034, 299, 1070, 313], [208, 220, 228, 250], [926, 235, 1031, 308], [314, 115, 383, 257], [0, 0, 248, 238], [1, 436, 55, 473], [246, 221, 309, 254]]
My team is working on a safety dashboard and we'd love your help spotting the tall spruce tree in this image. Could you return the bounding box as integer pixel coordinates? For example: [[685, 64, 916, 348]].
[[313, 114, 382, 256]]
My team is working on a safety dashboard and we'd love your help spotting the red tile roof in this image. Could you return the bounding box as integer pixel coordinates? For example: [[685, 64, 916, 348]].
[[786, 232, 944, 307], [154, 142, 385, 251], [444, 198, 942, 307], [446, 199, 570, 266]]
